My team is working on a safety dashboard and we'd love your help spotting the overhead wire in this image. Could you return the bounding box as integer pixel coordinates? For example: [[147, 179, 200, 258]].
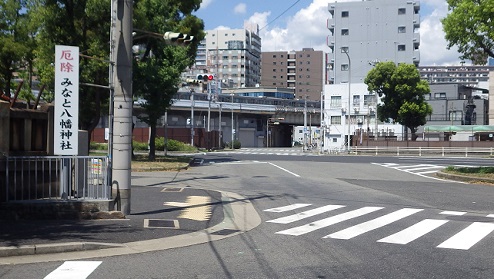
[[259, 0, 303, 31]]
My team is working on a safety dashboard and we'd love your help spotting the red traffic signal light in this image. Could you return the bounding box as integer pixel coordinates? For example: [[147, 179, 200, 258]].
[[196, 74, 214, 82]]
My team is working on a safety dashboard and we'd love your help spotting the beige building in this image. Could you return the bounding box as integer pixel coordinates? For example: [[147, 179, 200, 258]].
[[261, 48, 326, 101]]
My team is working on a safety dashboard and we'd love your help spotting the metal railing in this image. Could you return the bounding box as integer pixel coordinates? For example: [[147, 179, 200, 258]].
[[351, 146, 494, 157], [1, 156, 110, 202]]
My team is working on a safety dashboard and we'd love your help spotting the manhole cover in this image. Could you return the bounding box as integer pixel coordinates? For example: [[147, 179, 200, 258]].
[[210, 229, 240, 236], [144, 219, 179, 229], [161, 187, 184, 192]]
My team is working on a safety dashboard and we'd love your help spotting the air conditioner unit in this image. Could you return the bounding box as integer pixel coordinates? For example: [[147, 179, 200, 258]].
[[341, 108, 346, 113], [357, 118, 363, 124]]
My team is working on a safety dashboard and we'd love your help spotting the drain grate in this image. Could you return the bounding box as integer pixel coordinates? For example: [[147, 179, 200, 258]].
[[161, 187, 184, 193], [144, 219, 179, 229], [210, 229, 240, 236]]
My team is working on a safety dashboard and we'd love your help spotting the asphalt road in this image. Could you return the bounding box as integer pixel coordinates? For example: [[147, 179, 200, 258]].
[[2, 151, 494, 278]]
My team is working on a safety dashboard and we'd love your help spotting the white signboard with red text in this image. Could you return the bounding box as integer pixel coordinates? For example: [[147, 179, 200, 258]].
[[54, 45, 79, 155]]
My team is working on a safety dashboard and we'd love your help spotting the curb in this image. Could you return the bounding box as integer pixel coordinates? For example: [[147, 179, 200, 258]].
[[0, 190, 261, 265], [436, 171, 494, 184]]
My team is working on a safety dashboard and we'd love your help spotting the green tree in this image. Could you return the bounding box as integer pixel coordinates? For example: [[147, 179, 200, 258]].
[[133, 0, 205, 160], [0, 0, 31, 98], [364, 62, 432, 140], [442, 0, 494, 64], [32, 0, 111, 139]]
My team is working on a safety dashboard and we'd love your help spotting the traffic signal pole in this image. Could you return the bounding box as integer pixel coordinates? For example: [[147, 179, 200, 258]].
[[112, 0, 133, 215]]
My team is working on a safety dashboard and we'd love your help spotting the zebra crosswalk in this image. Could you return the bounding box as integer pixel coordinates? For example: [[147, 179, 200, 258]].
[[264, 203, 494, 250], [372, 162, 447, 177], [220, 148, 315, 156]]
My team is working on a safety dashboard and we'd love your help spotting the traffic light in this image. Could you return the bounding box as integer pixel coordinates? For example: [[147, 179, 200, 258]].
[[163, 32, 194, 45], [196, 74, 214, 82]]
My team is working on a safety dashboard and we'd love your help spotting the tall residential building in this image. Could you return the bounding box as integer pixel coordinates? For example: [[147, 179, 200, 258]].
[[327, 0, 420, 83], [191, 22, 261, 88], [419, 65, 494, 87], [261, 48, 326, 101]]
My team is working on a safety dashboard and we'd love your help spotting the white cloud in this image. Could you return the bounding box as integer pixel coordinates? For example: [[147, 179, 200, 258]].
[[257, 0, 464, 66], [234, 3, 247, 15], [200, 0, 213, 9]]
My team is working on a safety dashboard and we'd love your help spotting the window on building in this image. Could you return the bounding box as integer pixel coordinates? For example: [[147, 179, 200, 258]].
[[272, 69, 276, 72], [273, 55, 276, 58], [364, 95, 375, 106], [222, 55, 228, 59], [341, 29, 349, 36], [330, 96, 341, 108], [353, 95, 360, 106], [307, 68, 310, 71], [341, 64, 349, 71], [342, 11, 349, 17], [398, 26, 406, 33], [307, 61, 311, 64], [398, 44, 406, 51], [280, 76, 284, 79], [272, 83, 276, 86], [273, 62, 276, 65], [398, 8, 406, 14], [331, 116, 341, 124], [434, 92, 446, 99], [272, 76, 276, 79], [341, 46, 349, 53], [307, 54, 311, 58], [281, 55, 284, 58]]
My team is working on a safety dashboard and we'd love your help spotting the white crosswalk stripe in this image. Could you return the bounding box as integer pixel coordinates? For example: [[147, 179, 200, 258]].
[[264, 204, 494, 250], [45, 261, 102, 279], [218, 148, 317, 156], [326, 208, 423, 240], [378, 219, 448, 244], [276, 206, 383, 236], [372, 162, 446, 177], [437, 222, 494, 250]]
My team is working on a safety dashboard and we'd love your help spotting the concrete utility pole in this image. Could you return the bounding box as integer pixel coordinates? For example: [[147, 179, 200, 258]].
[[112, 0, 133, 215]]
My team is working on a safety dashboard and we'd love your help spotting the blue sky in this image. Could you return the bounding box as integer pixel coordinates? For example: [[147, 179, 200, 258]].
[[194, 0, 464, 66]]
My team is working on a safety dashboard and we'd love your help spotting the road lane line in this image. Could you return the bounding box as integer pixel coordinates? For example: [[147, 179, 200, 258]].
[[276, 207, 383, 236], [440, 211, 466, 216], [44, 261, 102, 279], [264, 204, 312, 213], [267, 205, 345, 224], [437, 222, 494, 250], [378, 219, 448, 244], [327, 208, 423, 240], [268, 162, 300, 177]]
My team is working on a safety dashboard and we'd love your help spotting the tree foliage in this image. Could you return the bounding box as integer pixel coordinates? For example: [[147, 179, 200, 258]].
[[0, 0, 32, 98], [33, 0, 111, 134], [133, 0, 205, 160], [364, 62, 432, 140], [441, 0, 494, 64]]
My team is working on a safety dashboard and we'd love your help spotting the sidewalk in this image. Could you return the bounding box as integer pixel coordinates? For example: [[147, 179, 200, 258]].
[[0, 171, 261, 264]]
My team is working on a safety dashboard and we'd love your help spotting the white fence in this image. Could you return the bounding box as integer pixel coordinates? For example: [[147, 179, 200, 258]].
[[1, 156, 110, 202], [351, 146, 494, 157]]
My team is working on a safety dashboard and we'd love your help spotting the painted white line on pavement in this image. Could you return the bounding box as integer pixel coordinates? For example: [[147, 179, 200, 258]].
[[277, 207, 383, 236], [440, 211, 466, 216], [378, 219, 448, 245], [437, 222, 494, 250], [268, 162, 300, 177], [264, 203, 312, 213], [267, 205, 345, 224], [327, 208, 423, 240], [44, 261, 102, 279]]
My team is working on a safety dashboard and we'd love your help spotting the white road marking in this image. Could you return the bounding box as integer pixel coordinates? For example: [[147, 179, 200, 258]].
[[327, 208, 423, 240], [487, 214, 494, 218], [267, 205, 345, 224], [44, 261, 102, 279], [264, 203, 312, 213], [268, 162, 300, 177], [378, 219, 448, 244], [437, 222, 494, 250], [440, 211, 466, 216], [276, 207, 383, 236]]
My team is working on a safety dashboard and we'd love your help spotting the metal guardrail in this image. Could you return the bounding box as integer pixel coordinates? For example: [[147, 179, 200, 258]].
[[351, 146, 494, 157], [1, 156, 110, 202]]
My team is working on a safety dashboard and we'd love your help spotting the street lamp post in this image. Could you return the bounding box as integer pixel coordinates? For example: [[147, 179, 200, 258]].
[[342, 48, 351, 153], [231, 93, 234, 148], [190, 88, 195, 146]]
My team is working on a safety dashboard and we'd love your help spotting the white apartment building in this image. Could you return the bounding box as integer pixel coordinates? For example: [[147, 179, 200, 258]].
[[188, 21, 261, 89], [322, 0, 421, 151]]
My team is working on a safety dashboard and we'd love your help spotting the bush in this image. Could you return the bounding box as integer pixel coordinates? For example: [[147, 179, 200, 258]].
[[227, 140, 241, 149], [90, 142, 108, 150], [155, 137, 197, 152], [133, 141, 148, 151]]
